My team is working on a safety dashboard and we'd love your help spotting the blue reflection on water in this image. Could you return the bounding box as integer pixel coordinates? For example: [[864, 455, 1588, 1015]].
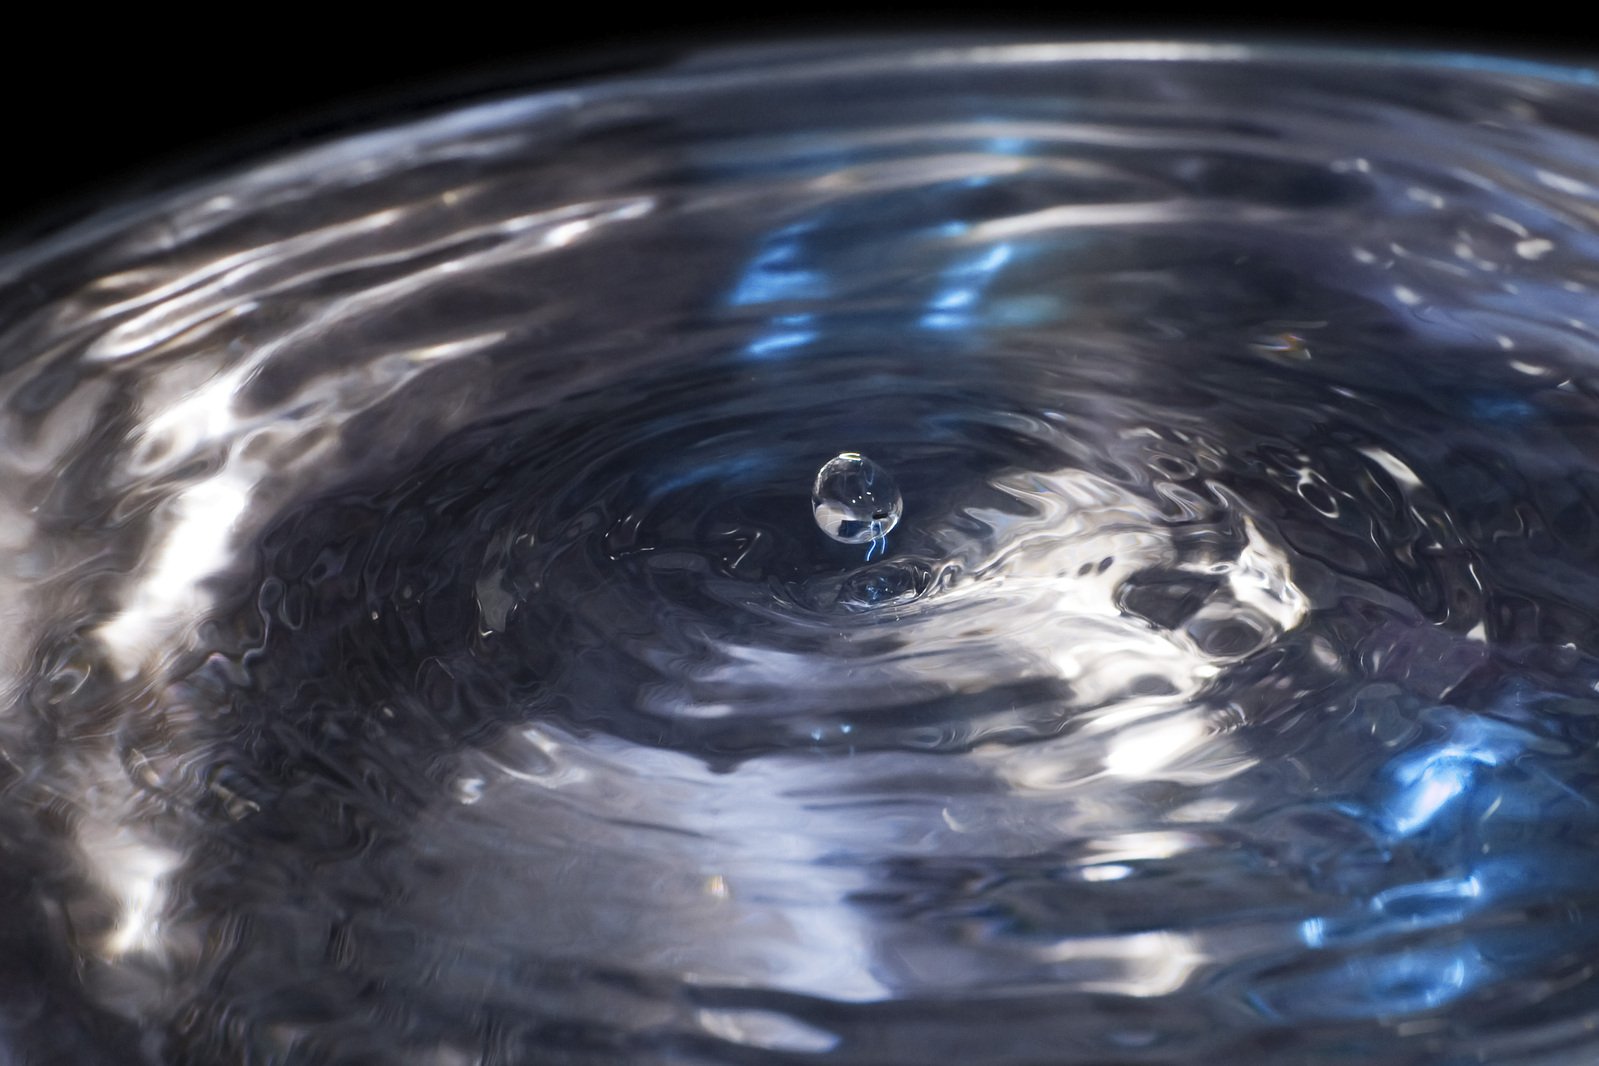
[[920, 242, 1015, 332], [727, 221, 829, 308], [1379, 716, 1522, 837], [726, 172, 1046, 361], [1253, 689, 1599, 1023], [1413, 48, 1599, 87], [727, 216, 833, 361], [746, 313, 819, 359]]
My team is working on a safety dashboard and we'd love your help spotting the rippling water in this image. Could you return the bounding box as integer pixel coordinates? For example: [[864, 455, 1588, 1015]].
[[8, 39, 1599, 1064]]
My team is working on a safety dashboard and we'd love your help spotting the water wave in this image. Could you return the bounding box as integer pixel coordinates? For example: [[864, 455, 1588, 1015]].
[[5, 40, 1599, 1065]]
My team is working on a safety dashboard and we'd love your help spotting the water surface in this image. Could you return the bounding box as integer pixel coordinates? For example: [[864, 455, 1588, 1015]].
[[5, 40, 1599, 1065]]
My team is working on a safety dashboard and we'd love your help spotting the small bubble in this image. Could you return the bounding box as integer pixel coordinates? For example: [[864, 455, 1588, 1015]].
[[812, 452, 902, 551]]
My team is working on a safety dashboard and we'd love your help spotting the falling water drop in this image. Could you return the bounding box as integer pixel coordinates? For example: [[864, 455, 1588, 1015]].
[[811, 452, 902, 556]]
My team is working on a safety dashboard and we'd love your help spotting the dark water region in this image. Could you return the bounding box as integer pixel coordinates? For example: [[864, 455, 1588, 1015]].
[[6, 40, 1599, 1064]]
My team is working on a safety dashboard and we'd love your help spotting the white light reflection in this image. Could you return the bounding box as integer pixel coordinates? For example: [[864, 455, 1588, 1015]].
[[878, 465, 1308, 793], [1227, 517, 1308, 632], [966, 201, 1295, 242], [1034, 930, 1209, 996], [87, 197, 650, 364], [96, 468, 257, 679], [1103, 713, 1213, 779], [1359, 445, 1424, 491], [436, 731, 892, 1004], [86, 197, 643, 676], [695, 1008, 841, 1053], [76, 814, 180, 960], [1083, 831, 1202, 864]]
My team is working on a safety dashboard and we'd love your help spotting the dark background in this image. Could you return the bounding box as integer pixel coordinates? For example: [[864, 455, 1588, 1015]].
[[0, 8, 1590, 246]]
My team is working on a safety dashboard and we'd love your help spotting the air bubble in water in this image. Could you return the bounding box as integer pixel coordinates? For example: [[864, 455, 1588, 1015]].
[[812, 452, 902, 552]]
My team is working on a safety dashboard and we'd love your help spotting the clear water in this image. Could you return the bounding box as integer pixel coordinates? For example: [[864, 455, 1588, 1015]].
[[5, 39, 1599, 1065], [811, 452, 902, 551]]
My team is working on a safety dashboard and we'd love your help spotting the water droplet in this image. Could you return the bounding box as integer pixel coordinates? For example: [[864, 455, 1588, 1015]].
[[811, 452, 902, 548]]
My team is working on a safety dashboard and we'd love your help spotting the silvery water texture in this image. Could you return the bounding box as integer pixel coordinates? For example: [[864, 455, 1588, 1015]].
[[5, 38, 1599, 1065]]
